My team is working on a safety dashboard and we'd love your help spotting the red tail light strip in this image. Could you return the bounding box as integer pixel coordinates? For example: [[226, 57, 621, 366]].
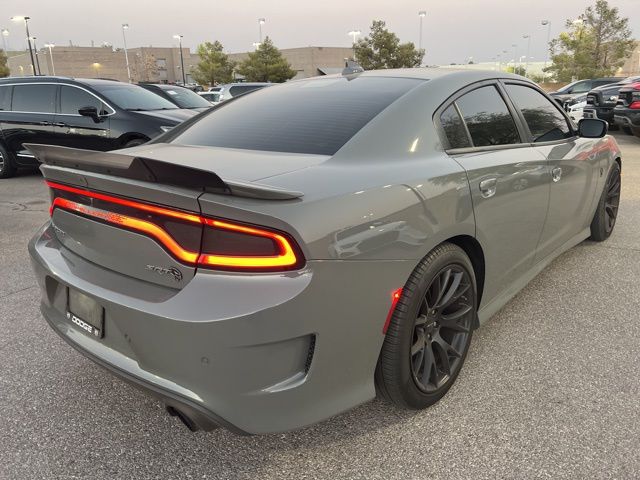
[[46, 181, 302, 270], [51, 197, 200, 263]]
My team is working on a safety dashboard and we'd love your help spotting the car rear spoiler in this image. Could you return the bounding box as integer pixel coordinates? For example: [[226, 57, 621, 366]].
[[24, 144, 304, 201]]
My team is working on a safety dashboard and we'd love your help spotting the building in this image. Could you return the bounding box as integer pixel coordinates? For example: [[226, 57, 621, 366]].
[[6, 45, 354, 83]]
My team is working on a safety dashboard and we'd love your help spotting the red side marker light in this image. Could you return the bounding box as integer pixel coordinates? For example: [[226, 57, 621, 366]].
[[383, 288, 403, 334]]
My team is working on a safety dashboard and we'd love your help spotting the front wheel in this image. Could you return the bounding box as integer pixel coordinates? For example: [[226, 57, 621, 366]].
[[590, 162, 621, 241], [622, 126, 633, 135], [375, 243, 476, 409]]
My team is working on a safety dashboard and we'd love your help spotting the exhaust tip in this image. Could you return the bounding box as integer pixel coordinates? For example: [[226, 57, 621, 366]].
[[166, 405, 199, 432]]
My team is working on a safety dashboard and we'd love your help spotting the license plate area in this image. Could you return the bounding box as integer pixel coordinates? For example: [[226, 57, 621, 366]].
[[67, 288, 104, 338]]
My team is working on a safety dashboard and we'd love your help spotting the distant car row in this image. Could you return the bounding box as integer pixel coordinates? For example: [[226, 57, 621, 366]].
[[0, 77, 271, 178]]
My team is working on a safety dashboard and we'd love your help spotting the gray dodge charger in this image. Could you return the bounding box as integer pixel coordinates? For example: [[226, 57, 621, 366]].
[[28, 68, 621, 434]]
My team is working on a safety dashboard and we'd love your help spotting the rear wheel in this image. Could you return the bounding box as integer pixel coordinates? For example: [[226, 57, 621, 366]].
[[622, 126, 633, 135], [375, 243, 476, 409], [122, 138, 147, 148], [0, 144, 16, 179], [590, 162, 621, 241]]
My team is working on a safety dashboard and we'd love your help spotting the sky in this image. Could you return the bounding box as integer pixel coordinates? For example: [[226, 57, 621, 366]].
[[2, 0, 638, 65]]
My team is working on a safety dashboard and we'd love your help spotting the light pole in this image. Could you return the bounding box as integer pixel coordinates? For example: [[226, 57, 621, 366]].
[[512, 43, 517, 70], [418, 11, 427, 53], [10, 16, 36, 76], [348, 30, 361, 44], [1, 29, 8, 52], [173, 34, 186, 85], [541, 20, 551, 80], [522, 34, 531, 77], [122, 23, 132, 82], [44, 43, 54, 75], [258, 18, 265, 43], [30, 36, 41, 75]]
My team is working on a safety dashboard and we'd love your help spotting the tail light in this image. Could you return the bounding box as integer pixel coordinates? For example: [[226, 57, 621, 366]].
[[630, 101, 640, 110], [46, 181, 305, 271]]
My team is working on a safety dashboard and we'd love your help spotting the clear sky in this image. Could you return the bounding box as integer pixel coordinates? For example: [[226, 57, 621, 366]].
[[3, 0, 638, 64]]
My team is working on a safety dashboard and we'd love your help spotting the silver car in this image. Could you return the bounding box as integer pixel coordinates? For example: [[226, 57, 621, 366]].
[[28, 69, 621, 435]]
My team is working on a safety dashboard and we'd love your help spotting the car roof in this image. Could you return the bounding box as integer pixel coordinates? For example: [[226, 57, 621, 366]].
[[0, 76, 126, 87]]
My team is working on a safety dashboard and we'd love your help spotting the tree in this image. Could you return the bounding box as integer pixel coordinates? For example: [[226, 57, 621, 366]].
[[236, 37, 296, 83], [545, 0, 635, 82], [506, 65, 526, 76], [0, 50, 9, 78], [353, 20, 424, 69], [191, 41, 235, 87]]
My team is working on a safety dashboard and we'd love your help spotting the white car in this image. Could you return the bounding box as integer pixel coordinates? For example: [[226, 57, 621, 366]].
[[564, 94, 588, 122], [198, 91, 222, 105]]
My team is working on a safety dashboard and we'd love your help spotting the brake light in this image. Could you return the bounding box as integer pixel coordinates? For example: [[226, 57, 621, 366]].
[[630, 101, 640, 110], [46, 181, 305, 271], [382, 288, 403, 334]]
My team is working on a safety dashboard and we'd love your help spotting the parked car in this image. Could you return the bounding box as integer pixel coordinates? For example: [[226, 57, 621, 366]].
[[584, 76, 640, 133], [0, 76, 198, 178], [138, 83, 213, 112], [213, 82, 272, 101], [613, 81, 640, 137], [563, 93, 587, 122], [28, 69, 621, 435], [549, 77, 620, 105], [198, 91, 222, 104]]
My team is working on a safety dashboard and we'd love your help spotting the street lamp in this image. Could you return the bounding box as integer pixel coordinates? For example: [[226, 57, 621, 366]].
[[44, 43, 55, 75], [29, 36, 41, 75], [541, 20, 551, 80], [92, 62, 101, 77], [11, 16, 36, 76], [522, 34, 531, 77], [1, 29, 8, 52], [122, 23, 132, 82], [258, 18, 265, 43], [418, 11, 427, 54], [348, 30, 361, 44], [252, 42, 261, 50], [173, 34, 186, 85]]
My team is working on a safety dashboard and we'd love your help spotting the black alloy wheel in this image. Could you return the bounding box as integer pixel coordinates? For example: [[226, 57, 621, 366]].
[[410, 265, 473, 393], [590, 162, 621, 241]]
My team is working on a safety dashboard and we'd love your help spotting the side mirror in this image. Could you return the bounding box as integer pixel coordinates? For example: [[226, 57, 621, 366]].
[[78, 106, 101, 123], [578, 118, 608, 138]]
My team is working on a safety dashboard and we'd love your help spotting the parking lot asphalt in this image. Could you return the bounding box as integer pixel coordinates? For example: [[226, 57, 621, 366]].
[[1, 133, 639, 480]]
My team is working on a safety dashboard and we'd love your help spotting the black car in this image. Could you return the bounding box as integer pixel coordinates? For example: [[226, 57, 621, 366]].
[[0, 76, 198, 178], [584, 76, 640, 132], [549, 77, 620, 106], [613, 82, 640, 137], [138, 83, 213, 112]]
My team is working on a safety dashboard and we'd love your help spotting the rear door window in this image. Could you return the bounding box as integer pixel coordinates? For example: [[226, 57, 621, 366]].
[[454, 86, 521, 147], [12, 84, 57, 113], [171, 77, 422, 155], [505, 84, 572, 143]]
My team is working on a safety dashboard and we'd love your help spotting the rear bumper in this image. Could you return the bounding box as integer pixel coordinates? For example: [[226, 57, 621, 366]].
[[583, 106, 615, 123], [29, 222, 412, 434]]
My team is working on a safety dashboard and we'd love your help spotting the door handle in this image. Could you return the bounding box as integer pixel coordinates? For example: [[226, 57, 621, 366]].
[[552, 167, 562, 183], [479, 178, 497, 198], [51, 122, 68, 128]]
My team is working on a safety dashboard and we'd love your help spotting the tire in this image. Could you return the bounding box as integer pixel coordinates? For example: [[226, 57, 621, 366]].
[[375, 242, 477, 409], [622, 126, 633, 135], [590, 162, 621, 241], [0, 143, 16, 179], [122, 138, 147, 148]]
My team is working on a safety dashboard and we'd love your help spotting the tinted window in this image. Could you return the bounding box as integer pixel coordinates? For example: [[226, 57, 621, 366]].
[[570, 81, 592, 94], [440, 105, 470, 149], [92, 84, 178, 111], [60, 86, 104, 114], [12, 84, 57, 113], [172, 77, 422, 155], [455, 86, 520, 147], [0, 86, 11, 111], [158, 86, 211, 108], [228, 85, 263, 96], [505, 85, 572, 143]]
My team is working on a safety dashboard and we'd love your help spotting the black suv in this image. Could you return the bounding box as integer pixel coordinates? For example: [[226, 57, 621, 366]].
[[613, 82, 640, 138], [583, 76, 640, 131], [138, 83, 213, 112], [549, 77, 620, 106], [0, 76, 198, 178]]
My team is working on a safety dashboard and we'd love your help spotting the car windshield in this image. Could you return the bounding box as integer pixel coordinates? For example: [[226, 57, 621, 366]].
[[159, 86, 212, 108], [92, 84, 179, 111], [171, 76, 422, 156]]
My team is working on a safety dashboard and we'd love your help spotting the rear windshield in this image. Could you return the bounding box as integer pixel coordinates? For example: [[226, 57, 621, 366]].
[[171, 76, 422, 155]]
